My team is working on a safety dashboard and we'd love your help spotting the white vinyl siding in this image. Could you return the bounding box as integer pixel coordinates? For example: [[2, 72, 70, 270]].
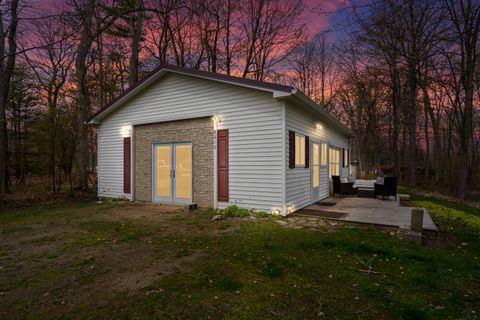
[[320, 143, 327, 166], [285, 101, 349, 212], [97, 73, 284, 212]]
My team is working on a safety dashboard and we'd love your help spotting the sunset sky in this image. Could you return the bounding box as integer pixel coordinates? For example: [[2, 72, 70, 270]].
[[303, 0, 358, 39], [26, 0, 359, 42]]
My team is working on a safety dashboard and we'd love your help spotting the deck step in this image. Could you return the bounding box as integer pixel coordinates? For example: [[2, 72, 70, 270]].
[[184, 203, 198, 211]]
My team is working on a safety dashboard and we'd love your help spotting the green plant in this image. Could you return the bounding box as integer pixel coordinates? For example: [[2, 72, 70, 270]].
[[254, 211, 269, 218], [223, 205, 251, 217]]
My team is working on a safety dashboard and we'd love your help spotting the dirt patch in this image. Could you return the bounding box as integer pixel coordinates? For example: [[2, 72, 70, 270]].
[[95, 203, 187, 224], [111, 249, 203, 292], [0, 203, 234, 318], [210, 223, 242, 235]]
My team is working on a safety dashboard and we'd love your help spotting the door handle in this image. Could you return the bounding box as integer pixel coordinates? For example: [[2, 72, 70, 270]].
[[172, 170, 175, 178]]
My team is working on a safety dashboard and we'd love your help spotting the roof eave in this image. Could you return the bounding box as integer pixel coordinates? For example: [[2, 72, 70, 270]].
[[278, 90, 355, 138], [166, 68, 292, 95]]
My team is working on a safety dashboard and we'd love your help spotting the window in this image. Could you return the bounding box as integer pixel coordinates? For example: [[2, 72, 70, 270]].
[[289, 131, 309, 169], [295, 135, 305, 166], [329, 147, 340, 177], [343, 148, 349, 167], [312, 143, 319, 187], [320, 143, 327, 166]]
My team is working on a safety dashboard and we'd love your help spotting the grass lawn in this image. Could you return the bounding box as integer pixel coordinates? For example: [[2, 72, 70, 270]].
[[0, 194, 479, 319]]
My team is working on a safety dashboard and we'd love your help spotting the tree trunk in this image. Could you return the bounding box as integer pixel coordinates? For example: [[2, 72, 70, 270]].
[[407, 63, 417, 186], [0, 92, 7, 201], [74, 1, 94, 191], [424, 103, 430, 181], [0, 0, 19, 202], [391, 70, 401, 176], [457, 85, 474, 199], [421, 84, 442, 180], [75, 59, 90, 190], [225, 0, 232, 75], [128, 0, 143, 87]]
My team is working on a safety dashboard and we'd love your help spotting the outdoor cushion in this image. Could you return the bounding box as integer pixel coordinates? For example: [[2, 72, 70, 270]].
[[341, 177, 349, 183], [376, 176, 384, 185]]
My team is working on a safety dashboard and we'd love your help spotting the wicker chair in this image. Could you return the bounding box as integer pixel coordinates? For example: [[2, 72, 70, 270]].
[[374, 176, 398, 200], [332, 176, 357, 197]]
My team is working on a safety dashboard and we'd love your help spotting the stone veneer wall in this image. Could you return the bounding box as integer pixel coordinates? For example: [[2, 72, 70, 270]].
[[134, 117, 214, 207]]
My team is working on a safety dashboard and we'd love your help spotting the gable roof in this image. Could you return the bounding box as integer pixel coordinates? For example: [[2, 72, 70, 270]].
[[87, 64, 354, 137]]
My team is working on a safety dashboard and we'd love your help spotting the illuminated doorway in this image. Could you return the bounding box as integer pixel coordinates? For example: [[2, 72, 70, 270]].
[[153, 143, 192, 204]]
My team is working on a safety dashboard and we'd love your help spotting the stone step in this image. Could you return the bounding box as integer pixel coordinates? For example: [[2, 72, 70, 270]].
[[396, 227, 422, 244], [184, 203, 198, 211]]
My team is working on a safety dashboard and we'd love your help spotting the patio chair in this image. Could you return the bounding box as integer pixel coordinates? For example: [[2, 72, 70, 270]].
[[374, 176, 398, 200], [332, 176, 357, 197]]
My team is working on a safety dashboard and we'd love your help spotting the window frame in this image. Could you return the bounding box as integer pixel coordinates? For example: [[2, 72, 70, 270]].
[[329, 146, 340, 177], [312, 142, 320, 188], [294, 134, 306, 167]]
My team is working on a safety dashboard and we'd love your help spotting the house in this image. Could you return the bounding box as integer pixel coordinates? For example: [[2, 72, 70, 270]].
[[88, 65, 354, 215]]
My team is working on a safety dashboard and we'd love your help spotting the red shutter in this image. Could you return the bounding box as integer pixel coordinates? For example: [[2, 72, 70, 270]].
[[305, 136, 309, 168], [217, 129, 229, 201], [289, 130, 295, 168], [123, 137, 131, 194]]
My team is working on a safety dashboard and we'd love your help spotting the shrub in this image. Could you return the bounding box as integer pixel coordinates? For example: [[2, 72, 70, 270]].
[[223, 205, 251, 217], [254, 211, 269, 218]]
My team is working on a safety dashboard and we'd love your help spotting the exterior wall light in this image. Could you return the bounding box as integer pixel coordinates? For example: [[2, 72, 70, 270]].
[[286, 204, 293, 214], [120, 125, 132, 137], [213, 114, 224, 130], [213, 114, 223, 123], [271, 209, 281, 216], [316, 122, 323, 130]]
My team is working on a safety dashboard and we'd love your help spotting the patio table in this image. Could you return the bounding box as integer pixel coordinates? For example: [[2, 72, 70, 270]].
[[353, 180, 376, 198]]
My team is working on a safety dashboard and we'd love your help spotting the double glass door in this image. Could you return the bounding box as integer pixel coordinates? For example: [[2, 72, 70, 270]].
[[154, 143, 192, 204]]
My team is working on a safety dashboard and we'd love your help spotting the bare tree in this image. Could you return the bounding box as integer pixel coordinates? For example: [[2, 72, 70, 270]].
[[289, 33, 337, 108], [442, 0, 480, 198], [24, 16, 74, 194], [68, 0, 139, 191], [144, 0, 182, 65], [355, 0, 405, 176], [240, 0, 305, 80], [336, 45, 387, 176], [355, 0, 443, 184], [109, 0, 145, 87], [128, 0, 144, 86]]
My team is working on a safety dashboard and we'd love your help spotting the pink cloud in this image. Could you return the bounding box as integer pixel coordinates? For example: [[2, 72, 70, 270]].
[[303, 0, 348, 35]]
